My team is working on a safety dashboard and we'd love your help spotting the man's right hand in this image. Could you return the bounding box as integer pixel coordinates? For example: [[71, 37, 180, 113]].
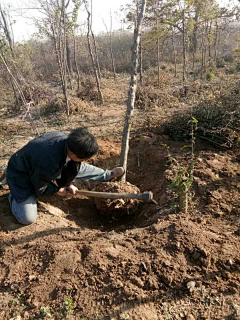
[[57, 187, 67, 196]]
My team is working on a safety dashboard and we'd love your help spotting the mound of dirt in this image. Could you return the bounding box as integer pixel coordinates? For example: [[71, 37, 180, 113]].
[[92, 181, 140, 215]]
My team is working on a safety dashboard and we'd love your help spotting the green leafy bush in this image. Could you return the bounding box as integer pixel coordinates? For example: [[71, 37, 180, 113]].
[[206, 71, 215, 81]]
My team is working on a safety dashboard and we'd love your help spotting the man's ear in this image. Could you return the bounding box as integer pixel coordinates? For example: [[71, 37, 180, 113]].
[[67, 148, 74, 159]]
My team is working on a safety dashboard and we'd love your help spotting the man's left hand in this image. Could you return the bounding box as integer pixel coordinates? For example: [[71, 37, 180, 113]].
[[67, 184, 78, 195]]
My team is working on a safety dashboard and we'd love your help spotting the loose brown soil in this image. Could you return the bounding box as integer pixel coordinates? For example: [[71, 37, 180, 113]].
[[0, 72, 239, 320], [91, 182, 140, 215]]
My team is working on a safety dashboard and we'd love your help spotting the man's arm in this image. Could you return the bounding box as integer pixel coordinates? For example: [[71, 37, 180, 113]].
[[56, 160, 80, 188], [30, 174, 60, 197]]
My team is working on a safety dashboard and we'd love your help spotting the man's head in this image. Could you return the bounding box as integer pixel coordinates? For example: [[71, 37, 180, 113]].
[[67, 127, 98, 162]]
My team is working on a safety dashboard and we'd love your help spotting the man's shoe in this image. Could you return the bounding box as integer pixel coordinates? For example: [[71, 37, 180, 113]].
[[110, 167, 125, 180]]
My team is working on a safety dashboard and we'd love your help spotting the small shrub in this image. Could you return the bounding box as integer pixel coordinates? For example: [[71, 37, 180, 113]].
[[236, 63, 240, 72], [216, 58, 225, 68], [135, 86, 159, 110], [40, 306, 52, 318], [41, 95, 65, 115], [227, 66, 237, 74], [164, 118, 198, 214], [206, 71, 215, 81], [21, 83, 54, 105], [77, 77, 99, 102], [223, 54, 234, 63], [135, 85, 179, 110], [163, 102, 240, 149], [62, 297, 74, 318]]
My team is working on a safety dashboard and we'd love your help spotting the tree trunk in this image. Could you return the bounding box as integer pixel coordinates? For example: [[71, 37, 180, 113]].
[[203, 22, 208, 71], [157, 37, 160, 87], [139, 38, 143, 84], [66, 34, 72, 74], [214, 21, 219, 63], [201, 27, 204, 79], [208, 20, 212, 66], [66, 62, 73, 90], [51, 19, 69, 117], [182, 12, 186, 84], [179, 190, 188, 214], [110, 10, 116, 81], [61, 0, 70, 116], [103, 11, 116, 80], [192, 51, 195, 71], [91, 30, 101, 80], [172, 30, 177, 77], [156, 12, 160, 88], [191, 14, 199, 55], [0, 51, 26, 105], [120, 0, 146, 182], [86, 10, 104, 104], [73, 34, 81, 92], [9, 76, 20, 106], [0, 4, 15, 58]]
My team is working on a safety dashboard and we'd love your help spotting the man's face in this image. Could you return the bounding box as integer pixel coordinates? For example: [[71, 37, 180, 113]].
[[67, 149, 90, 162]]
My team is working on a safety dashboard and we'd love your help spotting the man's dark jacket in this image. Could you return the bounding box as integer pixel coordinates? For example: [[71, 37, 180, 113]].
[[7, 131, 81, 202]]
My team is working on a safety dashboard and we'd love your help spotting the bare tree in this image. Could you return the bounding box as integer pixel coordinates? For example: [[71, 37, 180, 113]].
[[89, 0, 101, 79], [103, 10, 116, 81], [73, 33, 81, 92], [0, 46, 24, 106], [91, 31, 101, 80], [120, 0, 147, 182], [33, 0, 71, 116], [0, 3, 15, 58], [182, 9, 187, 83], [84, 1, 104, 104], [139, 37, 143, 83], [171, 28, 177, 77]]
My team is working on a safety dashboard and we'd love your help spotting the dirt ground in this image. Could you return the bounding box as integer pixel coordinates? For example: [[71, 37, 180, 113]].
[[0, 72, 239, 320]]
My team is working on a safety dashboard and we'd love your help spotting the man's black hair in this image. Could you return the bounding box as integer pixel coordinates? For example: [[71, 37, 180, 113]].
[[67, 127, 98, 159]]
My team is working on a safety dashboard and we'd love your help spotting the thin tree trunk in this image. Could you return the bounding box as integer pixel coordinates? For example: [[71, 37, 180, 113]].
[[156, 11, 160, 88], [51, 20, 69, 117], [201, 28, 204, 79], [103, 12, 116, 80], [0, 4, 15, 58], [192, 51, 195, 71], [203, 22, 208, 71], [9, 76, 20, 106], [0, 51, 26, 105], [157, 37, 160, 87], [208, 20, 212, 66], [86, 10, 104, 104], [214, 21, 219, 63], [0, 43, 20, 105], [110, 10, 116, 81], [172, 30, 177, 77], [139, 38, 143, 84], [89, 0, 101, 80], [61, 0, 70, 116], [66, 34, 72, 74], [91, 30, 101, 80], [179, 189, 188, 214], [66, 62, 73, 90], [182, 12, 186, 84], [120, 0, 146, 182], [73, 34, 81, 92]]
